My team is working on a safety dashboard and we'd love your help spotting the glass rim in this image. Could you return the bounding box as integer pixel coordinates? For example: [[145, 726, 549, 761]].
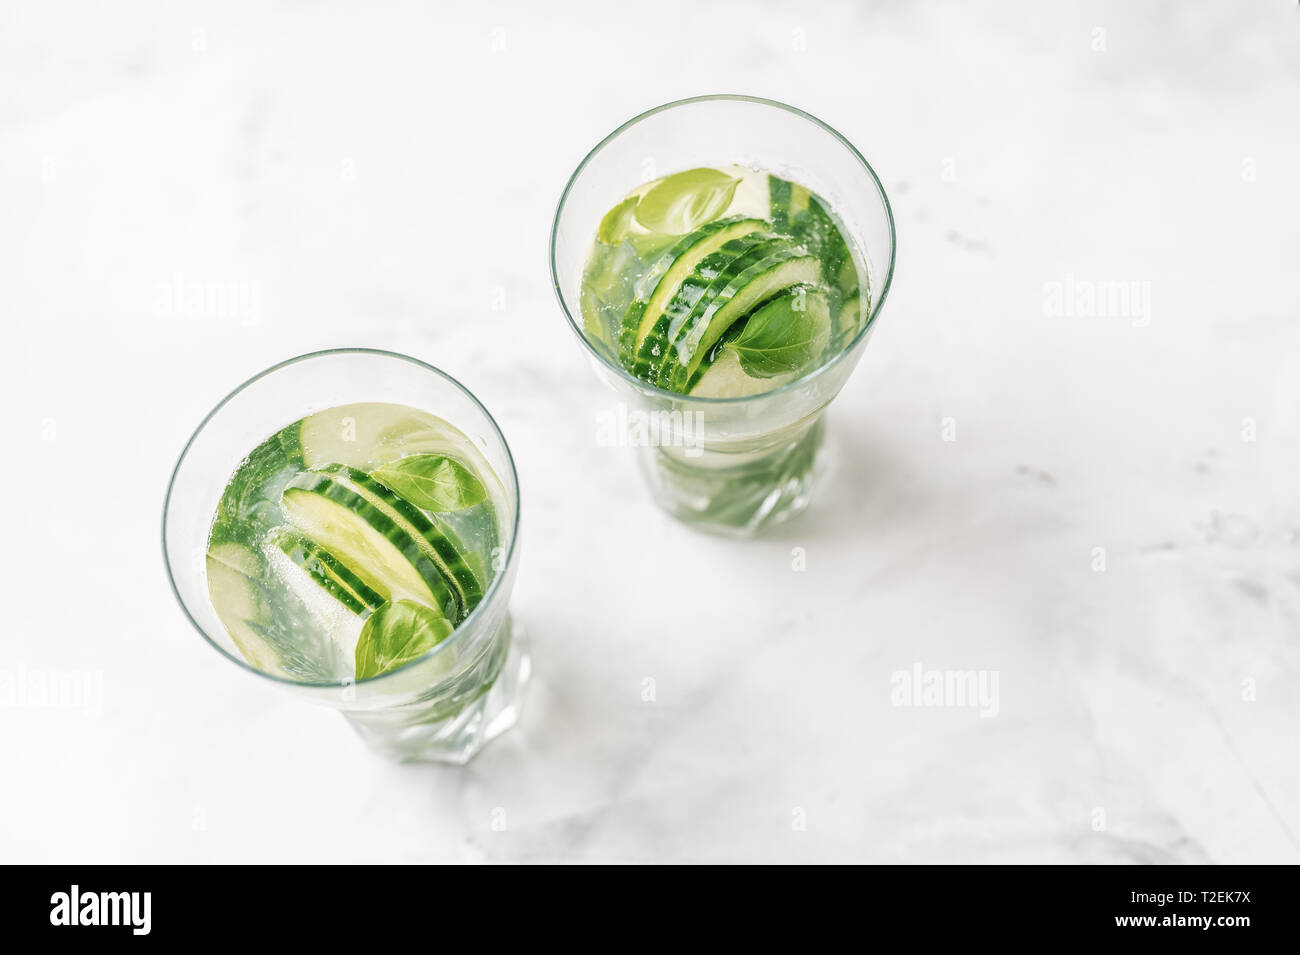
[[548, 93, 897, 405], [161, 346, 522, 691]]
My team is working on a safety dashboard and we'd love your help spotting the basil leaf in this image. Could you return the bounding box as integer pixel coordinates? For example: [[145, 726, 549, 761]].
[[371, 454, 486, 512], [728, 288, 830, 378], [598, 195, 640, 244], [633, 168, 740, 235], [355, 599, 454, 679]]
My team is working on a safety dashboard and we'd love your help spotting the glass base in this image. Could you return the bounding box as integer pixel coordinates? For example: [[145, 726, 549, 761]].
[[638, 414, 829, 536], [343, 619, 530, 764]]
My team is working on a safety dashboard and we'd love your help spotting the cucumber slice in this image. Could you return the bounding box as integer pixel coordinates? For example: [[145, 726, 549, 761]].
[[773, 180, 869, 348], [768, 176, 793, 232], [205, 544, 285, 676], [627, 231, 781, 385], [300, 403, 485, 475], [208, 539, 263, 579], [271, 531, 385, 617], [618, 216, 766, 368], [337, 467, 485, 619], [648, 235, 799, 381], [206, 539, 348, 680], [657, 248, 822, 394], [299, 402, 510, 537], [300, 402, 423, 470], [689, 347, 798, 398], [726, 167, 775, 221], [836, 294, 863, 345], [209, 426, 302, 549], [280, 471, 459, 620], [836, 255, 859, 294]]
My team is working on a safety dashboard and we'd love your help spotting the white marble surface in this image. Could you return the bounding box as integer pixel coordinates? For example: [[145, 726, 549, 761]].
[[2, 0, 1298, 863]]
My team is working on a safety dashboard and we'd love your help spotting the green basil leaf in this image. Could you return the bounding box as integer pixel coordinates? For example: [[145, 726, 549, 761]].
[[355, 599, 454, 679], [597, 195, 640, 244], [371, 454, 486, 512], [633, 168, 740, 235], [728, 287, 830, 378]]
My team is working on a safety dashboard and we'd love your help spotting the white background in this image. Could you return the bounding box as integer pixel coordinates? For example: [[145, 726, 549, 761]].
[[2, 0, 1298, 863]]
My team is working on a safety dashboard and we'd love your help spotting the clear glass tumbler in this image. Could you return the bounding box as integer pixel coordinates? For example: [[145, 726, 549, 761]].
[[551, 95, 896, 535], [162, 349, 528, 764]]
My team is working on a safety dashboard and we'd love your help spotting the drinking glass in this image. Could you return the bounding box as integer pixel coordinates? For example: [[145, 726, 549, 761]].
[[163, 348, 528, 764], [551, 95, 896, 535]]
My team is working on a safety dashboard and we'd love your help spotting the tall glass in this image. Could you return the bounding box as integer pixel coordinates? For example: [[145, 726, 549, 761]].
[[162, 349, 528, 764], [551, 95, 896, 535]]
